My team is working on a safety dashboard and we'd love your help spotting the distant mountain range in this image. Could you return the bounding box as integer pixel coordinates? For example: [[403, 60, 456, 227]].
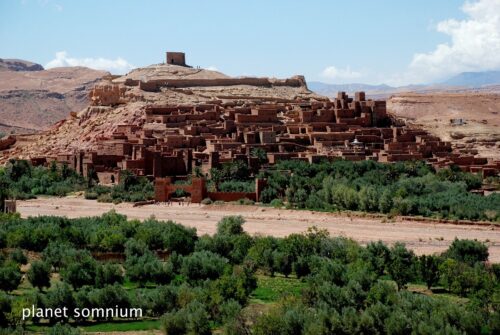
[[441, 71, 500, 87], [308, 70, 500, 98]]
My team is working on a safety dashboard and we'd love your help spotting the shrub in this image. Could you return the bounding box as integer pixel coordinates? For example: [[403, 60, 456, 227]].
[[201, 198, 213, 205], [47, 324, 81, 335], [217, 216, 245, 236], [97, 193, 113, 203], [270, 198, 284, 208], [84, 191, 98, 200]]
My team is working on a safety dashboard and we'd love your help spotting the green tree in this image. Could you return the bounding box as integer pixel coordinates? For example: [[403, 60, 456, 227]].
[[444, 238, 489, 265], [60, 250, 97, 289], [358, 186, 379, 212], [251, 148, 268, 165], [161, 301, 211, 335], [388, 243, 416, 290], [0, 263, 21, 292], [217, 216, 245, 236], [181, 251, 228, 282], [418, 254, 440, 289], [88, 284, 131, 321], [27, 260, 51, 291], [45, 283, 76, 322], [273, 250, 292, 278], [42, 242, 75, 272], [95, 262, 124, 288], [125, 250, 162, 287], [366, 241, 390, 276]]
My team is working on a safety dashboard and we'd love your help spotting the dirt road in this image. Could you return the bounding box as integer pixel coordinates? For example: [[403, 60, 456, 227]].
[[17, 197, 500, 262]]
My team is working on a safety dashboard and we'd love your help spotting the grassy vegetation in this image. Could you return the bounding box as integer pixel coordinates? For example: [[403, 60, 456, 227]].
[[251, 274, 306, 303], [81, 319, 161, 332]]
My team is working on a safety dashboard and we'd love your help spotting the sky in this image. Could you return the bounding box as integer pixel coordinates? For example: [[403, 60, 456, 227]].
[[1, 0, 499, 86]]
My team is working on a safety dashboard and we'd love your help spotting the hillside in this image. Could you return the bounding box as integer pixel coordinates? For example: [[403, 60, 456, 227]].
[[1, 62, 324, 160], [0, 61, 108, 134], [388, 92, 500, 160]]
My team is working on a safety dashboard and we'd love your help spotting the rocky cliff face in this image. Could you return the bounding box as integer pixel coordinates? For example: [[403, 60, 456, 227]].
[[0, 62, 108, 134]]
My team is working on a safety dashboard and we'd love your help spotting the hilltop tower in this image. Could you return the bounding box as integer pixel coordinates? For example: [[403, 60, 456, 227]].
[[166, 52, 187, 66]]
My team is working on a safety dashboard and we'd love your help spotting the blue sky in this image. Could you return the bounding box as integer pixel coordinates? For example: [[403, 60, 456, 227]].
[[1, 0, 499, 85]]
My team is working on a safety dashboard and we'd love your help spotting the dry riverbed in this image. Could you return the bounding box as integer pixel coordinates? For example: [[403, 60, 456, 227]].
[[17, 196, 500, 262]]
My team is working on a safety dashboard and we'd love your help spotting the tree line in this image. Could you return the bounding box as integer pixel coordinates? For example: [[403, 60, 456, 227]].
[[210, 159, 499, 222]]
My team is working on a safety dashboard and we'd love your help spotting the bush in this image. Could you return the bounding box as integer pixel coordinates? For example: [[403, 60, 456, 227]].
[[236, 198, 255, 205], [217, 216, 245, 236], [201, 198, 213, 205], [270, 199, 284, 208], [84, 191, 98, 200], [47, 324, 81, 335], [97, 193, 113, 203]]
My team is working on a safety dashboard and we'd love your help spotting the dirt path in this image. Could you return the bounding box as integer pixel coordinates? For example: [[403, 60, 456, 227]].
[[17, 197, 500, 262]]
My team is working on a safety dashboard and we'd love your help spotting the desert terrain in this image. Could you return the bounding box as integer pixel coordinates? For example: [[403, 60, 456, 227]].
[[17, 196, 500, 262]]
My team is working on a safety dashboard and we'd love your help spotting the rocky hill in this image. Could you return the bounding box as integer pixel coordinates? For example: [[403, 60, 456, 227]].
[[0, 60, 108, 134], [1, 62, 324, 161]]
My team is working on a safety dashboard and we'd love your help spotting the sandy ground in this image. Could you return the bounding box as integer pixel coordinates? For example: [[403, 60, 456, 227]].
[[17, 197, 500, 262]]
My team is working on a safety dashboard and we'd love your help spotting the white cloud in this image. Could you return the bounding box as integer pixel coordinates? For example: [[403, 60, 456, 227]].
[[320, 66, 362, 82], [206, 66, 219, 71], [45, 51, 135, 74], [407, 0, 500, 83]]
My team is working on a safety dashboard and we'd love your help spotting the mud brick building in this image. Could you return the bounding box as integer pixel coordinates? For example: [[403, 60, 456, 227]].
[[31, 89, 500, 202]]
